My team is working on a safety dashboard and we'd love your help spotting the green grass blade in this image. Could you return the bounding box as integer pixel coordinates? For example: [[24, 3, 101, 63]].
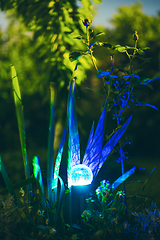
[[0, 177, 36, 196], [47, 82, 56, 204], [11, 65, 32, 197], [142, 166, 156, 192], [0, 156, 17, 200]]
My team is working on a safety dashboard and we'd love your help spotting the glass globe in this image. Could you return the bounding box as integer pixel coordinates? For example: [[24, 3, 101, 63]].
[[71, 164, 93, 186]]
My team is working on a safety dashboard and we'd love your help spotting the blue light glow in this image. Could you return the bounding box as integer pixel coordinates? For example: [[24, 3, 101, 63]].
[[71, 164, 93, 186]]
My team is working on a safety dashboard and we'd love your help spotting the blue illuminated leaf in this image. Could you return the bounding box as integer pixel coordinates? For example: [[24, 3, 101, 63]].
[[95, 115, 132, 177], [97, 70, 112, 78], [112, 166, 136, 190], [82, 122, 95, 163], [88, 42, 96, 49], [109, 75, 119, 78], [67, 65, 80, 187], [33, 156, 45, 210], [123, 74, 140, 80], [53, 122, 67, 200], [141, 76, 160, 85], [134, 102, 158, 110], [82, 102, 107, 178], [97, 70, 119, 79]]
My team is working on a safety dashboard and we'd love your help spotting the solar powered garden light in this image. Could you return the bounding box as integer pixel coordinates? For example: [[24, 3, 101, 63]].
[[71, 164, 93, 224], [71, 164, 93, 186]]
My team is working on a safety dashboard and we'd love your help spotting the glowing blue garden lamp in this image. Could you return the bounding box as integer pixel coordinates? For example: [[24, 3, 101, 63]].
[[71, 164, 93, 186]]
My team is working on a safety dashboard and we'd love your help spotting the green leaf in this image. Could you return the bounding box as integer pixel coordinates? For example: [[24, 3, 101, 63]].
[[92, 0, 102, 4], [65, 189, 71, 194], [142, 47, 150, 50], [142, 166, 156, 192], [96, 32, 105, 37], [11, 65, 32, 198], [125, 46, 136, 50], [89, 29, 95, 39], [0, 156, 17, 200], [69, 51, 82, 61], [0, 177, 36, 196], [11, 65, 21, 106], [114, 45, 126, 53], [86, 87, 105, 96], [135, 55, 151, 62], [90, 32, 105, 40], [137, 49, 144, 55]]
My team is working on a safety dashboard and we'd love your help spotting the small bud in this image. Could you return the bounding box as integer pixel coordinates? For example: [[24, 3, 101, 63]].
[[83, 18, 90, 27], [133, 31, 139, 41]]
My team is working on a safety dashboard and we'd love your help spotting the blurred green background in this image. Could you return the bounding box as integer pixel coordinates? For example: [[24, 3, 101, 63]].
[[0, 0, 160, 206]]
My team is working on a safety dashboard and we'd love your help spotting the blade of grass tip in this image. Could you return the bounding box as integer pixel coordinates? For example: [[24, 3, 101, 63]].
[[57, 176, 65, 217], [142, 166, 156, 193], [33, 156, 46, 210], [0, 156, 17, 201], [47, 82, 56, 204], [0, 177, 36, 196], [11, 65, 32, 198]]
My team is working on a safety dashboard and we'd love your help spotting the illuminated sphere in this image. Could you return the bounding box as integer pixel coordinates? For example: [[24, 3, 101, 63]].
[[71, 164, 93, 186]]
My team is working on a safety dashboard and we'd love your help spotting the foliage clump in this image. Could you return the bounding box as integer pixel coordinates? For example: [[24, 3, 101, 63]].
[[125, 202, 160, 240]]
